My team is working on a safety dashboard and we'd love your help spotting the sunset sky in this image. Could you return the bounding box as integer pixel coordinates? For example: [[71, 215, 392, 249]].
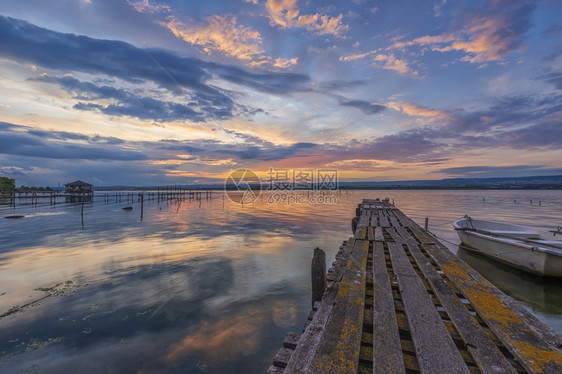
[[1, 0, 561, 186]]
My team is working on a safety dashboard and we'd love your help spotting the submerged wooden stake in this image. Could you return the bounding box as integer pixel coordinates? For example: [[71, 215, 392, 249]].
[[311, 247, 326, 307], [140, 193, 144, 221]]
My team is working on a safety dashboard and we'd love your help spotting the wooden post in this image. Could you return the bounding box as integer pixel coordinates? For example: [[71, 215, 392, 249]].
[[425, 217, 429, 230], [351, 216, 358, 233], [140, 193, 144, 221], [311, 247, 326, 307]]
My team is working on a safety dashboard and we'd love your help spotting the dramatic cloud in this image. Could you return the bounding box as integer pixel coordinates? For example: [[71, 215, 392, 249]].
[[501, 116, 562, 149], [445, 94, 562, 134], [0, 15, 309, 103], [387, 102, 450, 120], [340, 99, 386, 115], [164, 15, 264, 62], [32, 74, 215, 122], [390, 0, 535, 64], [436, 165, 562, 178], [0, 122, 146, 161], [130, 2, 299, 68], [356, 129, 445, 162], [339, 49, 418, 76], [265, 0, 347, 36], [163, 14, 298, 68]]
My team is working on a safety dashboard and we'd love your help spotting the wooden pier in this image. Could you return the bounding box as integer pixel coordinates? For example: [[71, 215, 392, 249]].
[[1, 189, 215, 209], [269, 199, 562, 373]]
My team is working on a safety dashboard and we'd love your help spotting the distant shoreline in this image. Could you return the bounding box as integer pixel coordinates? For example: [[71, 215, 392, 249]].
[[3, 175, 561, 192], [91, 185, 562, 191]]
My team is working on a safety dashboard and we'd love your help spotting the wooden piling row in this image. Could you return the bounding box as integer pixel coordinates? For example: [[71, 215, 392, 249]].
[[1, 189, 215, 208], [269, 199, 562, 373]]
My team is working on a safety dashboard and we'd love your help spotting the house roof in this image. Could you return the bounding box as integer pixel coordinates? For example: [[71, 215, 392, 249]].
[[64, 180, 93, 187]]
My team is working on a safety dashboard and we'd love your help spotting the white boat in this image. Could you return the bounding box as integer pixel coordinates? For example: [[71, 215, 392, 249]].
[[453, 216, 562, 277]]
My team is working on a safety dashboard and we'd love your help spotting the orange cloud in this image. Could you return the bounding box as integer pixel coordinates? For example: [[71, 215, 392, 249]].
[[389, 3, 531, 64], [162, 15, 298, 69], [272, 57, 299, 68], [271, 300, 298, 326], [372, 53, 418, 76], [339, 50, 378, 62], [165, 311, 264, 362], [164, 15, 264, 62], [326, 159, 382, 170], [387, 101, 450, 120], [265, 0, 347, 36]]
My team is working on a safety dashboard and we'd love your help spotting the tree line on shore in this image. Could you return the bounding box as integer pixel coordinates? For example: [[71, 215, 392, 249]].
[[0, 176, 54, 193]]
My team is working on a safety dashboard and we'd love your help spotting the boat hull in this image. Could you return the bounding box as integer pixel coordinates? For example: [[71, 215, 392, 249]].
[[455, 218, 562, 277]]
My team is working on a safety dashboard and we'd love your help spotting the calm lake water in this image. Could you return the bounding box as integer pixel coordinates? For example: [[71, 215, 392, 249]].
[[1, 190, 561, 373]]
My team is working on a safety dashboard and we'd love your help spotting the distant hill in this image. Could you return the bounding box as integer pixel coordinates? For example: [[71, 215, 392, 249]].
[[89, 175, 562, 190], [337, 175, 562, 189]]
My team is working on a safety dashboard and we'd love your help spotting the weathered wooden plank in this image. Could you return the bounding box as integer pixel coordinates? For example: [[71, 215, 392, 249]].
[[394, 224, 415, 245], [291, 239, 356, 370], [286, 240, 369, 373], [354, 227, 367, 239], [367, 226, 375, 241], [307, 239, 369, 373], [373, 241, 405, 373], [368, 210, 377, 226], [389, 215, 401, 228], [379, 215, 390, 228], [392, 209, 416, 227], [385, 227, 407, 245], [387, 241, 469, 374], [423, 243, 562, 374], [374, 227, 384, 242], [357, 211, 370, 228], [327, 238, 355, 282], [273, 346, 295, 368], [284, 283, 338, 372], [283, 332, 300, 349], [405, 242, 516, 373], [408, 223, 435, 244]]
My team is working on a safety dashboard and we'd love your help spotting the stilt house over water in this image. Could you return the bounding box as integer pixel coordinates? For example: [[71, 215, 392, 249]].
[[64, 180, 93, 195]]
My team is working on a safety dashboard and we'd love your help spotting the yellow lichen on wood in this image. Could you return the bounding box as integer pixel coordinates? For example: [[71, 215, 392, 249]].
[[314, 324, 361, 373], [355, 227, 367, 239], [511, 340, 562, 373], [439, 257, 562, 372], [439, 260, 521, 326], [313, 240, 367, 373]]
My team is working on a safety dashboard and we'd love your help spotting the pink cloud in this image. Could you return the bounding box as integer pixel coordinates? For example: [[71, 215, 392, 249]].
[[389, 0, 534, 64], [265, 0, 348, 36]]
